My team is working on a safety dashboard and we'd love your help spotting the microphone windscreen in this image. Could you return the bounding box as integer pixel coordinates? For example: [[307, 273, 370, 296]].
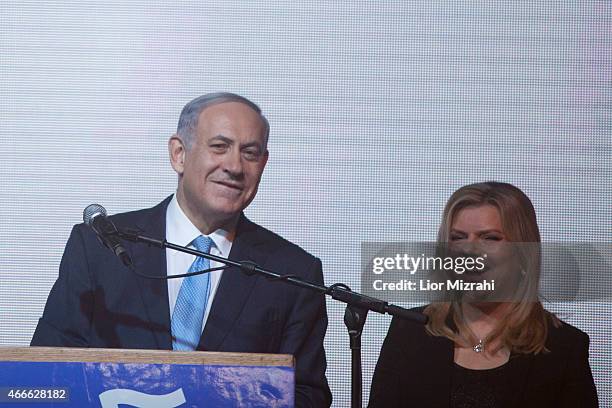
[[83, 204, 107, 225]]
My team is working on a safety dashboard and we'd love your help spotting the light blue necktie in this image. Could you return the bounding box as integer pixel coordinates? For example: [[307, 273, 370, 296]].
[[171, 235, 213, 351]]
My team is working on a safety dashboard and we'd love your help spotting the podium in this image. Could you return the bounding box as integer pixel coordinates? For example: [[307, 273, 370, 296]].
[[0, 347, 295, 407]]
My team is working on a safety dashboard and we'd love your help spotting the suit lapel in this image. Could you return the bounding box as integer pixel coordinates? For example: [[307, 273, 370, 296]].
[[130, 196, 173, 350], [199, 215, 267, 351]]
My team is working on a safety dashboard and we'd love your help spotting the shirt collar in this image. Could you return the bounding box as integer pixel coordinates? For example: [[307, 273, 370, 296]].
[[166, 194, 234, 257]]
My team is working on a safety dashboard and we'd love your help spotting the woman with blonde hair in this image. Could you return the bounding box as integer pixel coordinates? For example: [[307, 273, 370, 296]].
[[369, 182, 598, 407]]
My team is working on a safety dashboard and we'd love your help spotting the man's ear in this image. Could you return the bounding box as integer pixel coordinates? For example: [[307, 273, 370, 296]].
[[168, 135, 186, 175]]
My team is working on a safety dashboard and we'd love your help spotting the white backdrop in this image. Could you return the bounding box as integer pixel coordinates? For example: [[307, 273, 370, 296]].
[[1, 1, 610, 405]]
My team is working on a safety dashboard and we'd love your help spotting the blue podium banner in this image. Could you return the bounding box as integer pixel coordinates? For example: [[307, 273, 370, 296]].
[[0, 361, 294, 407]]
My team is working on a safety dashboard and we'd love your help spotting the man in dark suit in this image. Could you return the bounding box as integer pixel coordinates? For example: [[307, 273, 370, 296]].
[[31, 92, 332, 407]]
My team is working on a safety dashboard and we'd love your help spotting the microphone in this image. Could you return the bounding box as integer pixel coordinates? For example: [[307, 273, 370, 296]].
[[83, 204, 133, 267]]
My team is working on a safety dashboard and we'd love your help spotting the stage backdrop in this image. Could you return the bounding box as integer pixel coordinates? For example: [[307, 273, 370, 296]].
[[1, 1, 610, 406]]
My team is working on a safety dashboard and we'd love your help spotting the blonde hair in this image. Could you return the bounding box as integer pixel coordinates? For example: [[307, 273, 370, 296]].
[[424, 182, 559, 354]]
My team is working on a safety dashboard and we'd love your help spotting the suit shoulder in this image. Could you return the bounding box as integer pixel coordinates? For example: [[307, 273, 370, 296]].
[[547, 316, 590, 348], [242, 218, 318, 262], [108, 198, 169, 226], [410, 305, 428, 314], [72, 198, 169, 241], [388, 305, 429, 330], [387, 305, 430, 339]]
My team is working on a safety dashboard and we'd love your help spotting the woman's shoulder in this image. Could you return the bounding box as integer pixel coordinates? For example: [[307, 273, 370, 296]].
[[545, 313, 591, 351], [388, 305, 428, 331], [531, 313, 598, 406], [378, 305, 452, 371], [385, 305, 442, 347]]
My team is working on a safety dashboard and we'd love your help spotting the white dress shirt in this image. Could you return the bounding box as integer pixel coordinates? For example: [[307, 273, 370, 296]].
[[165, 195, 234, 334]]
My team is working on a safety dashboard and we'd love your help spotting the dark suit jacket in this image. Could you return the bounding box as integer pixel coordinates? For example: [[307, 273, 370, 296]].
[[368, 307, 598, 408], [31, 196, 332, 407]]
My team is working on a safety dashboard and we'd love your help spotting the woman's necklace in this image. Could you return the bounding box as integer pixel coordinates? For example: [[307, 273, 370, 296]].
[[473, 338, 485, 353]]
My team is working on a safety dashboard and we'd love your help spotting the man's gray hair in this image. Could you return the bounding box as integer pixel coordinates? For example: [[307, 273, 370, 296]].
[[176, 92, 270, 149]]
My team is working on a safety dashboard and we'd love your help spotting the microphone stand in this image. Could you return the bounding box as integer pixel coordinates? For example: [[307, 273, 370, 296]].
[[118, 229, 427, 408]]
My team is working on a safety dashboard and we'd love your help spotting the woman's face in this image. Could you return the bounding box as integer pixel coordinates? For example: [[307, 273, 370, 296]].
[[449, 204, 521, 301]]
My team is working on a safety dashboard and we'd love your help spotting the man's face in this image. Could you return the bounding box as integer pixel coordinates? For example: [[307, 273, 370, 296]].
[[169, 101, 269, 232]]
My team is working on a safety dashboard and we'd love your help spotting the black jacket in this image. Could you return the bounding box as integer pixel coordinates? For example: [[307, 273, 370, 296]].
[[31, 196, 332, 407], [369, 307, 598, 407]]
